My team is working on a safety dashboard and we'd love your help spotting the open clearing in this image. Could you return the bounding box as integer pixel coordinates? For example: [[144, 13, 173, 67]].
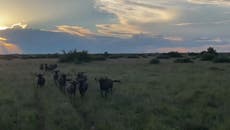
[[0, 58, 230, 130]]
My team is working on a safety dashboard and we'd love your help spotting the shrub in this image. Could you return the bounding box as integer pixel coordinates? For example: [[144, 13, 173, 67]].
[[139, 54, 148, 58], [156, 52, 183, 59], [108, 55, 123, 59], [156, 54, 170, 59], [200, 47, 218, 61], [59, 49, 91, 64], [174, 58, 193, 63], [127, 55, 139, 59], [103, 51, 109, 57], [188, 52, 199, 57], [213, 56, 230, 63], [150, 58, 160, 64], [91, 55, 107, 61], [200, 53, 216, 61], [207, 47, 217, 55], [167, 51, 183, 58]]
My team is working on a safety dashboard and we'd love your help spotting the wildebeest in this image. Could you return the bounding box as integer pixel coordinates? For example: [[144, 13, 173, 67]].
[[96, 77, 120, 97], [58, 74, 67, 91], [36, 74, 45, 88], [44, 64, 48, 71], [76, 72, 88, 97], [45, 64, 58, 72], [40, 64, 44, 71], [78, 79, 88, 97], [65, 80, 78, 96], [53, 70, 60, 86], [76, 72, 87, 82]]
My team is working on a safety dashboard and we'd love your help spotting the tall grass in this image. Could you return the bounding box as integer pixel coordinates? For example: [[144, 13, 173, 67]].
[[0, 58, 230, 130]]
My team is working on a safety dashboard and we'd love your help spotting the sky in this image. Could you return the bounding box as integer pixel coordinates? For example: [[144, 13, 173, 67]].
[[0, 0, 229, 54]]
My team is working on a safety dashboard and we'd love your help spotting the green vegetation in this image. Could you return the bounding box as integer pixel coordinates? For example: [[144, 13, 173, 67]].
[[149, 58, 160, 64], [0, 56, 230, 130], [59, 50, 92, 64], [167, 51, 183, 58], [213, 55, 230, 63], [174, 58, 193, 63], [156, 54, 170, 59], [200, 47, 218, 61]]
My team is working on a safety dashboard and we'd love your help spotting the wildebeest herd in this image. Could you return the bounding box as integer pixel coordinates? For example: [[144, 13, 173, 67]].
[[36, 64, 121, 97]]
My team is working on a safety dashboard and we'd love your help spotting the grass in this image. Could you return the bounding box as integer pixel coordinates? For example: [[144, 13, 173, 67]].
[[0, 57, 230, 130]]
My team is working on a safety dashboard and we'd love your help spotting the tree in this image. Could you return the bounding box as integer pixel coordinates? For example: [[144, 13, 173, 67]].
[[207, 47, 217, 55]]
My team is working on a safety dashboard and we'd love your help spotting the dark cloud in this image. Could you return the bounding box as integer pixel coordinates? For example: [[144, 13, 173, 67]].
[[0, 28, 229, 54]]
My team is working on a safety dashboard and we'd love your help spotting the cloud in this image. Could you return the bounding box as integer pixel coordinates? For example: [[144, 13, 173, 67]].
[[0, 37, 22, 54], [188, 0, 230, 6], [56, 25, 95, 37], [156, 47, 189, 53], [96, 24, 145, 38], [95, 0, 177, 37], [163, 36, 184, 42], [0, 23, 28, 30], [174, 20, 230, 26], [95, 0, 176, 24], [174, 22, 197, 26], [56, 24, 145, 38], [196, 37, 223, 43]]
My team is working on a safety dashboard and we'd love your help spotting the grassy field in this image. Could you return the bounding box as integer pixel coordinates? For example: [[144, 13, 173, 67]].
[[0, 57, 230, 130]]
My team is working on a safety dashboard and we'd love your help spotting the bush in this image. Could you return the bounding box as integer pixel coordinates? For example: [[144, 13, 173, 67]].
[[188, 52, 199, 57], [156, 54, 170, 59], [91, 55, 107, 61], [207, 47, 217, 55], [59, 49, 92, 64], [108, 55, 123, 59], [127, 55, 139, 59], [103, 51, 109, 57], [150, 58, 160, 64], [167, 51, 183, 58], [174, 58, 193, 63], [200, 53, 216, 61], [156, 52, 183, 59], [213, 56, 230, 63], [200, 47, 218, 61]]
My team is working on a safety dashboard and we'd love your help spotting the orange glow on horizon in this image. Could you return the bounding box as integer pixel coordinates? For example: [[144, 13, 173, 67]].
[[0, 37, 22, 54]]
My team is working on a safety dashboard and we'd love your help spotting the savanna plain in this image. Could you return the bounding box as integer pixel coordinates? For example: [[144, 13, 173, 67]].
[[0, 56, 229, 130]]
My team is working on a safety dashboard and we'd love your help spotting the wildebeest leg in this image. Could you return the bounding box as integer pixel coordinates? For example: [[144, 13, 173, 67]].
[[110, 88, 113, 95], [101, 90, 104, 97], [105, 90, 109, 97], [80, 91, 83, 97], [73, 91, 76, 97]]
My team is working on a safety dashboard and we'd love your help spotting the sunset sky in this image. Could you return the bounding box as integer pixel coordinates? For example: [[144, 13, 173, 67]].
[[0, 0, 229, 54]]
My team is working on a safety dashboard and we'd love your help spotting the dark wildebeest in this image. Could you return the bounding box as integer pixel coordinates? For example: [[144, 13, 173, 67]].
[[96, 77, 120, 97], [76, 72, 88, 97], [53, 70, 60, 86], [78, 80, 88, 97], [45, 64, 58, 72], [45, 64, 48, 71], [36, 74, 45, 88], [40, 64, 44, 71], [58, 74, 71, 92], [58, 74, 67, 91], [65, 80, 78, 96]]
